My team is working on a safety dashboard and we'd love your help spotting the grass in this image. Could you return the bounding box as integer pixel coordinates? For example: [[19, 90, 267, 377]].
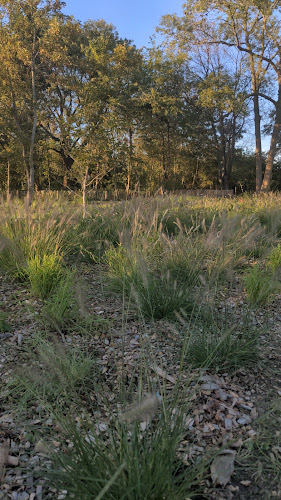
[[243, 265, 280, 305], [237, 399, 281, 497], [25, 253, 65, 299], [7, 332, 96, 410], [0, 312, 11, 332], [185, 312, 260, 370], [47, 405, 212, 500], [2, 192, 281, 498], [105, 244, 198, 320]]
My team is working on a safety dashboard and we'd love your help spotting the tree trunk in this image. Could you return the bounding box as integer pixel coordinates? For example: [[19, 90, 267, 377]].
[[22, 145, 29, 194], [7, 160, 11, 202], [261, 81, 281, 192], [27, 32, 37, 206], [219, 112, 227, 189], [225, 115, 236, 191], [126, 127, 133, 195], [167, 119, 171, 172], [63, 173, 68, 189], [82, 165, 89, 219], [253, 93, 263, 192], [162, 133, 167, 185]]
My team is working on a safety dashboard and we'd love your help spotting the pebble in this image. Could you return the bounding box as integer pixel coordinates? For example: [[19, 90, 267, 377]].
[[17, 493, 29, 500], [237, 415, 252, 425], [201, 383, 219, 390], [218, 389, 228, 401], [36, 485, 43, 500], [26, 475, 34, 489], [95, 423, 108, 432], [224, 418, 232, 431]]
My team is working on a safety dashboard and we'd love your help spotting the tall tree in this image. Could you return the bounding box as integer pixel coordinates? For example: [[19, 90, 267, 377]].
[[0, 0, 65, 203], [160, 0, 281, 191]]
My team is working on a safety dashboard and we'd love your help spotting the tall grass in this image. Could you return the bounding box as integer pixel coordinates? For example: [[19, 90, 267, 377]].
[[2, 192, 280, 497]]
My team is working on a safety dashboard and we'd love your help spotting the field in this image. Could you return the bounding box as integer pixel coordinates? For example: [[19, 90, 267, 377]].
[[1, 192, 281, 500]]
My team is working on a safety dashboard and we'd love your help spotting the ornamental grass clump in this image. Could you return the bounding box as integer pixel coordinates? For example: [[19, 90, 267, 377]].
[[47, 394, 212, 500], [186, 320, 260, 371], [0, 198, 78, 283], [105, 244, 198, 320], [243, 265, 279, 305]]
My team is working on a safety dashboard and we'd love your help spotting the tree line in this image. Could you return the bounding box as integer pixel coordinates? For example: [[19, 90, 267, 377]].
[[1, 0, 281, 203]]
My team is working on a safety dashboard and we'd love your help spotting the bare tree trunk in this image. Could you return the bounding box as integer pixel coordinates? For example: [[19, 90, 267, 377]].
[[63, 173, 68, 189], [261, 82, 281, 192], [22, 145, 29, 193], [82, 165, 89, 219], [219, 112, 227, 189], [27, 32, 37, 206], [126, 128, 133, 195], [253, 93, 263, 192], [167, 120, 171, 172], [225, 115, 236, 190], [7, 160, 11, 202]]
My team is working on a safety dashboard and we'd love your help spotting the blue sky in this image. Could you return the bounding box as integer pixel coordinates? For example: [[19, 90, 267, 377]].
[[62, 0, 184, 47]]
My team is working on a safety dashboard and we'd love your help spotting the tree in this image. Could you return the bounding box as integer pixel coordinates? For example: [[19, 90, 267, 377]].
[[159, 0, 281, 191], [194, 46, 248, 188], [0, 0, 65, 203]]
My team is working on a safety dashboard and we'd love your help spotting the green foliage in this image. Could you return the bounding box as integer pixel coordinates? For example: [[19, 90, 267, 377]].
[[243, 265, 279, 305]]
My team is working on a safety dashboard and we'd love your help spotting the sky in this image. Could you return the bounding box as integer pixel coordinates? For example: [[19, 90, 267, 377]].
[[62, 0, 184, 48]]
